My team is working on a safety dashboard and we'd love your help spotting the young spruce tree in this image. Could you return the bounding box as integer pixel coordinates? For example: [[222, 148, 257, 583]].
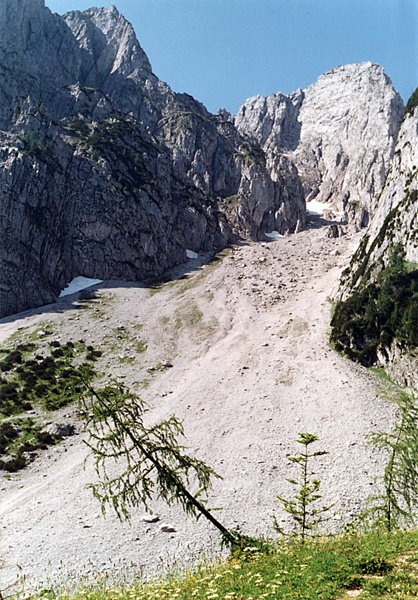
[[274, 432, 333, 540]]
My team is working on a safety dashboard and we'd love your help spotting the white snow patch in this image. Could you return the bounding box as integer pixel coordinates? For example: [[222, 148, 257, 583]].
[[306, 200, 331, 216], [59, 276, 103, 298], [265, 231, 285, 240], [186, 249, 198, 259]]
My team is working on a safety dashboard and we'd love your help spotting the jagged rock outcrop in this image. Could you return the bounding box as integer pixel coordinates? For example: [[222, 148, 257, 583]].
[[330, 97, 418, 381], [338, 101, 418, 298], [0, 0, 306, 318], [236, 63, 404, 227]]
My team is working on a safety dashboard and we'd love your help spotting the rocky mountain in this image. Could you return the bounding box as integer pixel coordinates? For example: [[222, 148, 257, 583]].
[[0, 0, 309, 318], [329, 94, 418, 383], [236, 63, 404, 228], [0, 0, 404, 318], [339, 98, 418, 296]]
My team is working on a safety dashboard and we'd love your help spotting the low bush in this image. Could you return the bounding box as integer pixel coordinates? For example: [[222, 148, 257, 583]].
[[0, 338, 99, 470], [331, 245, 418, 365]]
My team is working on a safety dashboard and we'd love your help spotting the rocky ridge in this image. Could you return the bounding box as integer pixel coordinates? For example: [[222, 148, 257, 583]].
[[0, 0, 307, 319], [236, 62, 404, 227], [0, 0, 405, 318]]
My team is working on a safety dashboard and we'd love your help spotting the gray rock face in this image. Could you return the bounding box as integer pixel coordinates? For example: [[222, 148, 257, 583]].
[[331, 102, 418, 381], [236, 63, 404, 227], [0, 2, 405, 318], [0, 0, 305, 318], [338, 104, 418, 299]]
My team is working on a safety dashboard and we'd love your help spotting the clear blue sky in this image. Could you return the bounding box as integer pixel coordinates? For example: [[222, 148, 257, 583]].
[[46, 0, 417, 114]]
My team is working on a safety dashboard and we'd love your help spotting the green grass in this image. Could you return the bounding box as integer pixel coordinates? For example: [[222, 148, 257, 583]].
[[30, 529, 418, 600], [0, 417, 59, 471], [369, 366, 397, 386], [147, 247, 231, 298], [102, 324, 147, 365], [0, 340, 96, 414], [0, 338, 99, 471], [75, 291, 115, 320]]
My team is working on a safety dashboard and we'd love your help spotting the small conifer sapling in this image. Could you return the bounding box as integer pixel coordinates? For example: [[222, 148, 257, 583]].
[[273, 432, 333, 540]]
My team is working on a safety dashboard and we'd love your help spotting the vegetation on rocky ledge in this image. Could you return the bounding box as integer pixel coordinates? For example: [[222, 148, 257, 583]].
[[405, 86, 418, 117], [331, 246, 418, 365]]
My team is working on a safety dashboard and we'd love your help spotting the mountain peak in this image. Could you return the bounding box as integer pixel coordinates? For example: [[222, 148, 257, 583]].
[[235, 61, 404, 226]]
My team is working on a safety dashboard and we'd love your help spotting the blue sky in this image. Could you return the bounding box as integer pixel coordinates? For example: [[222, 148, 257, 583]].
[[46, 0, 417, 114]]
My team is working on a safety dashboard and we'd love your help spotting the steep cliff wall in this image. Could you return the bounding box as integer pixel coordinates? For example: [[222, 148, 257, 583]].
[[236, 63, 404, 227], [0, 0, 306, 318], [330, 97, 418, 382], [338, 103, 418, 296]]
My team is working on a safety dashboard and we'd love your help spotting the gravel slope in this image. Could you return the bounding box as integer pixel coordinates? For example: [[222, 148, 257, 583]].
[[0, 224, 396, 593]]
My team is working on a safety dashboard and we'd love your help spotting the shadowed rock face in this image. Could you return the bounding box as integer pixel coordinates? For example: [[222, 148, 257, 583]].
[[236, 63, 404, 228], [0, 1, 404, 318], [0, 0, 307, 318]]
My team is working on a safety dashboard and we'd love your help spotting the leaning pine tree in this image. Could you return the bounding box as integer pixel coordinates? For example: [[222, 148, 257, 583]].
[[79, 380, 238, 546]]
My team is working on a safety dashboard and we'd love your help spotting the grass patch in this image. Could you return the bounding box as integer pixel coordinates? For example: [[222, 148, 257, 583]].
[[174, 248, 231, 296], [147, 248, 231, 298], [0, 337, 99, 471], [74, 291, 115, 319], [0, 417, 59, 472], [146, 361, 172, 375], [31, 529, 418, 600], [173, 300, 219, 346], [102, 323, 147, 363], [0, 340, 96, 413], [369, 366, 396, 386], [174, 302, 203, 330]]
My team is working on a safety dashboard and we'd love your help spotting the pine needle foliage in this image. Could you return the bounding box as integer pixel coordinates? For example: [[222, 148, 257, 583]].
[[274, 432, 333, 540], [366, 391, 418, 532], [331, 245, 418, 366], [80, 381, 236, 545]]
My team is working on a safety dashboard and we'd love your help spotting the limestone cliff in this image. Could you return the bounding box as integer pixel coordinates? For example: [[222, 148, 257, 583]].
[[0, 0, 305, 318], [236, 63, 404, 227], [338, 101, 418, 297], [330, 96, 418, 383]]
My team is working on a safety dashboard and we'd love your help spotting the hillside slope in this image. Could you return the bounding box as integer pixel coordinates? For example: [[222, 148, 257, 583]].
[[0, 222, 395, 591]]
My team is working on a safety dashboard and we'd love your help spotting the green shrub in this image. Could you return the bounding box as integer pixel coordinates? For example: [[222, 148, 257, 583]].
[[355, 553, 392, 574], [331, 245, 418, 365], [0, 417, 60, 471], [405, 87, 418, 117]]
